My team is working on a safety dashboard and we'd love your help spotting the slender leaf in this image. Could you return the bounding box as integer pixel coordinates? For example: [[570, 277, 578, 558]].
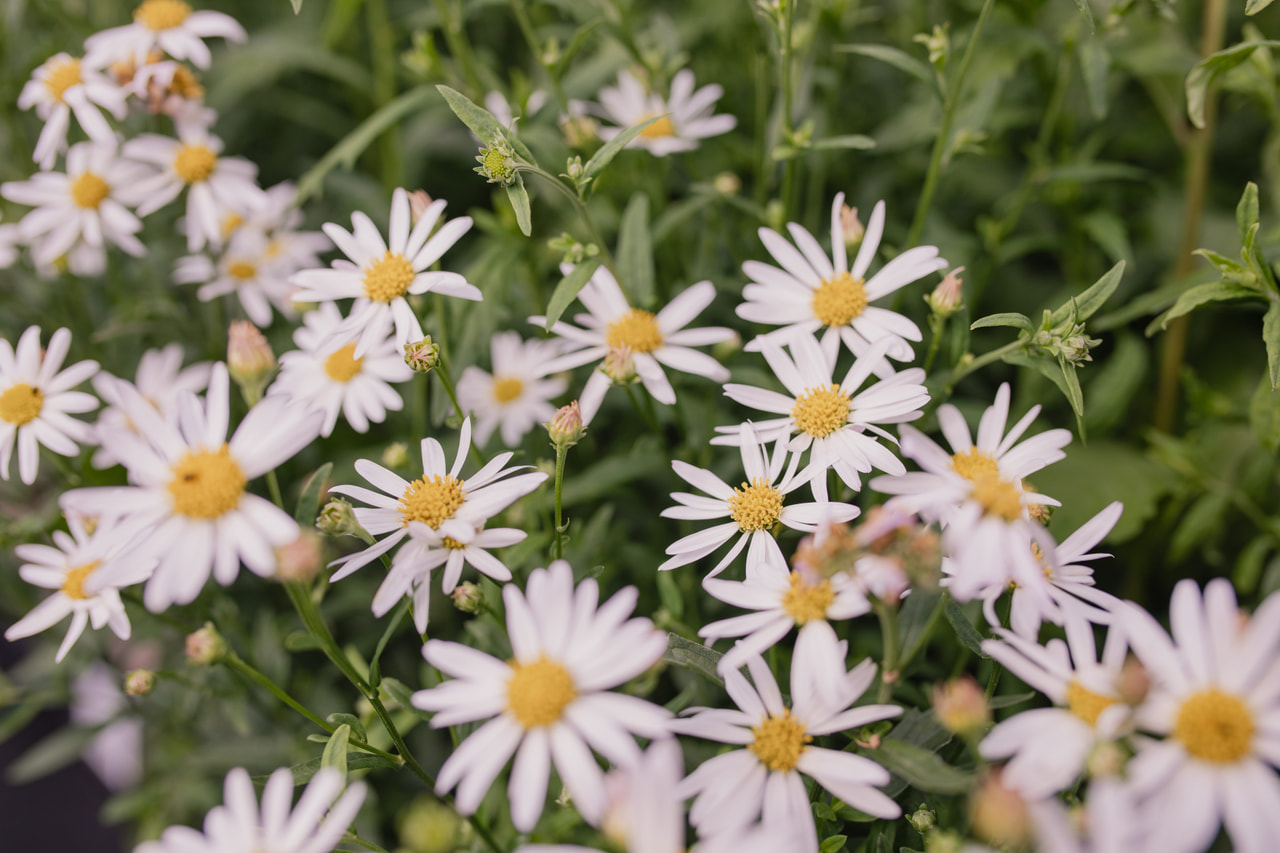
[[943, 597, 988, 658], [1251, 374, 1280, 452], [1072, 0, 1095, 31], [1079, 40, 1109, 118], [582, 116, 664, 184], [544, 258, 603, 332], [1247, 0, 1277, 14], [289, 752, 400, 785], [380, 677, 432, 721], [326, 713, 367, 743], [321, 725, 351, 786], [989, 691, 1037, 710], [1186, 42, 1280, 129], [819, 835, 849, 853], [1052, 261, 1125, 325], [811, 134, 877, 151], [1264, 300, 1280, 389], [435, 84, 504, 146], [617, 193, 654, 307], [839, 44, 937, 91], [296, 462, 334, 527], [1238, 182, 1261, 247], [1059, 359, 1085, 417], [865, 739, 975, 794], [1148, 280, 1261, 333], [506, 175, 532, 237], [663, 633, 724, 686], [6, 726, 97, 784], [970, 312, 1032, 333]]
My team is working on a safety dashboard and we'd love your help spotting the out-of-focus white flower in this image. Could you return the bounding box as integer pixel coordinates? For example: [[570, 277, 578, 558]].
[[457, 331, 568, 448], [174, 227, 299, 327], [18, 53, 126, 170], [592, 69, 736, 157], [70, 664, 143, 792], [85, 1, 247, 71]]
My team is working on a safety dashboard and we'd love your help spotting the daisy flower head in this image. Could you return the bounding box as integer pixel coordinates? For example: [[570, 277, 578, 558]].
[[91, 343, 211, 468], [715, 332, 928, 499], [326, 416, 547, 582], [738, 194, 949, 369], [61, 362, 324, 611], [18, 52, 126, 170], [1121, 578, 1280, 853], [130, 54, 207, 116], [4, 514, 155, 662], [268, 302, 413, 437], [0, 325, 99, 485], [456, 331, 569, 448], [84, 1, 247, 71], [412, 560, 671, 831], [979, 616, 1133, 800], [235, 181, 332, 271], [136, 766, 366, 853], [2, 140, 148, 272], [290, 187, 479, 358], [532, 266, 734, 424], [592, 67, 736, 157], [661, 423, 859, 579], [175, 226, 301, 328], [121, 120, 266, 253], [672, 653, 903, 851]]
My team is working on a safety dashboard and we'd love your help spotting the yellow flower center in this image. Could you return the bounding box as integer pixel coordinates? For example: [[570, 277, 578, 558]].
[[492, 376, 523, 403], [168, 65, 203, 99], [221, 212, 244, 238], [134, 0, 192, 30], [780, 571, 835, 625], [227, 261, 256, 280], [791, 384, 851, 438], [605, 309, 663, 354], [811, 271, 868, 327], [951, 448, 1000, 481], [507, 657, 577, 728], [442, 536, 466, 550], [44, 57, 82, 103], [0, 383, 44, 425], [749, 709, 811, 772], [728, 478, 784, 532], [1174, 689, 1254, 763], [173, 144, 217, 184], [61, 561, 101, 600], [398, 475, 465, 529], [639, 113, 675, 139], [323, 344, 363, 383], [969, 475, 1024, 522], [1066, 681, 1115, 727], [167, 446, 247, 519], [362, 251, 415, 303], [70, 172, 110, 210]]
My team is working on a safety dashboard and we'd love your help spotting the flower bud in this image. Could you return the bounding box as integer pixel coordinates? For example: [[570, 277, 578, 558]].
[[713, 172, 741, 196], [840, 203, 865, 248], [907, 804, 937, 834], [1085, 739, 1128, 779], [969, 769, 1032, 849], [382, 441, 411, 469], [404, 336, 440, 374], [316, 497, 363, 538], [711, 330, 742, 363], [398, 796, 459, 853], [923, 832, 962, 853], [124, 669, 155, 697], [275, 530, 324, 583], [406, 189, 434, 225], [1116, 655, 1151, 706], [451, 582, 483, 614], [602, 345, 636, 383], [474, 140, 517, 186], [546, 401, 585, 448], [185, 623, 226, 666], [925, 266, 965, 317], [227, 321, 275, 399], [932, 676, 990, 737]]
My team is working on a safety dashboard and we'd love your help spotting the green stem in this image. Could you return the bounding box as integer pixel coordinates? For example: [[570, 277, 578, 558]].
[[945, 339, 1026, 391], [623, 384, 659, 431], [508, 0, 569, 114], [366, 0, 402, 191], [778, 0, 797, 219], [873, 598, 900, 703], [552, 442, 569, 559], [341, 832, 392, 853], [266, 469, 285, 509], [517, 163, 617, 272], [906, 0, 996, 247], [431, 0, 484, 94], [923, 313, 947, 374]]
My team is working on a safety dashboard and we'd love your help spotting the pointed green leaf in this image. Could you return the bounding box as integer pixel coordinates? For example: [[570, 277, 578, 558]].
[[1148, 280, 1262, 333], [1264, 300, 1280, 389], [288, 752, 400, 785], [1072, 0, 1095, 31], [506, 175, 532, 237], [436, 84, 504, 146], [1186, 42, 1280, 129], [839, 44, 938, 92], [321, 724, 351, 786], [1247, 0, 1276, 14], [544, 258, 603, 332], [810, 134, 877, 151], [970, 312, 1033, 333], [1052, 261, 1125, 325], [943, 597, 988, 658], [296, 462, 334, 527], [582, 115, 665, 184], [865, 738, 975, 794], [1059, 358, 1085, 417], [663, 633, 724, 687], [1251, 373, 1280, 451], [326, 713, 367, 743], [617, 193, 654, 307], [1193, 249, 1248, 277], [990, 691, 1036, 710], [7, 726, 97, 784], [379, 677, 432, 721], [1238, 182, 1261, 247]]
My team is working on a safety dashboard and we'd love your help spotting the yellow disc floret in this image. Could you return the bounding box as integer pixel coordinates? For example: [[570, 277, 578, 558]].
[[70, 172, 110, 209], [951, 448, 999, 482], [398, 474, 465, 529], [639, 113, 675, 139], [728, 478, 784, 532], [61, 561, 101, 600], [1174, 688, 1254, 763], [134, 0, 192, 30], [749, 709, 811, 772], [969, 475, 1024, 522], [811, 271, 868, 327], [44, 57, 82, 102], [173, 144, 217, 184], [492, 376, 523, 403], [227, 261, 256, 280], [0, 384, 44, 425], [167, 445, 247, 519], [507, 657, 577, 728], [324, 344, 363, 382], [781, 571, 836, 625], [606, 309, 663, 354], [362, 251, 415, 303], [1066, 681, 1116, 727], [791, 384, 851, 438]]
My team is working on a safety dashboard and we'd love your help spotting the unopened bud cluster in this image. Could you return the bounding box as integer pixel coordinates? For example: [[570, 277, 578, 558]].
[[404, 337, 440, 374], [227, 321, 275, 403], [546, 401, 585, 448], [316, 497, 364, 538], [185, 623, 227, 666], [475, 140, 517, 186]]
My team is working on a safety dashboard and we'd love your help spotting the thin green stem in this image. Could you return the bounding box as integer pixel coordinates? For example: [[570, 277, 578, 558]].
[[623, 384, 659, 431], [517, 163, 616, 272], [366, 0, 402, 190], [873, 598, 900, 703], [509, 0, 569, 113], [923, 314, 947, 374], [341, 832, 392, 853], [778, 0, 797, 218], [552, 442, 569, 559], [431, 0, 484, 94], [266, 469, 285, 509], [945, 339, 1026, 391], [906, 0, 997, 247]]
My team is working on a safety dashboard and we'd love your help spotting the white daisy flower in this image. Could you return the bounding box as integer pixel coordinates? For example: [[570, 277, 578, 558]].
[[456, 331, 568, 448], [121, 121, 266, 252], [237, 181, 331, 271], [327, 417, 547, 581], [672, 653, 902, 850], [1121, 578, 1280, 853], [84, 1, 247, 71], [714, 333, 928, 499], [0, 325, 99, 485], [592, 68, 736, 157], [411, 560, 671, 831], [175, 227, 301, 327], [979, 617, 1133, 800], [18, 52, 126, 170], [1, 140, 148, 272], [4, 514, 155, 662], [737, 195, 948, 369], [91, 343, 211, 469], [660, 423, 859, 578], [130, 55, 206, 116], [290, 187, 479, 358], [268, 302, 413, 437], [136, 766, 366, 853], [60, 363, 324, 611], [532, 267, 734, 424]]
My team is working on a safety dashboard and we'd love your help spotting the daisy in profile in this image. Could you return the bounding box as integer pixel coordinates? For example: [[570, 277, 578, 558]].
[[661, 423, 858, 578], [1121, 578, 1280, 853], [714, 334, 928, 499], [327, 417, 547, 581], [137, 766, 365, 853], [4, 515, 155, 662], [412, 561, 671, 831], [979, 616, 1133, 800], [268, 302, 413, 437], [290, 187, 479, 357], [60, 363, 324, 611], [672, 653, 902, 849], [737, 195, 948, 368], [532, 267, 734, 424], [592, 68, 736, 156], [2, 140, 148, 272], [457, 331, 568, 448], [91, 343, 211, 468], [0, 326, 99, 485], [18, 53, 126, 170], [85, 1, 247, 71]]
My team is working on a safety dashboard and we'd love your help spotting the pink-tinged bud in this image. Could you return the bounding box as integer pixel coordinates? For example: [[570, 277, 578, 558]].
[[840, 203, 865, 248], [407, 189, 434, 225], [185, 623, 226, 666], [602, 345, 636, 383], [969, 769, 1033, 849], [451, 581, 482, 614], [274, 530, 323, 583], [124, 669, 155, 697], [404, 336, 440, 374], [926, 266, 964, 317], [932, 676, 990, 736], [546, 401, 585, 447], [1116, 655, 1151, 706], [227, 321, 275, 391]]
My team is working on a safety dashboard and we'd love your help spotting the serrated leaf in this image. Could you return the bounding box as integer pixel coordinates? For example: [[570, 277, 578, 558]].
[[322, 724, 351, 786], [839, 44, 937, 92], [1264, 301, 1280, 388], [296, 462, 333, 527], [663, 633, 724, 686], [970, 312, 1033, 333], [1079, 40, 1109, 118], [506, 176, 532, 236], [1238, 182, 1261, 247], [865, 739, 975, 794], [436, 84, 504, 146], [544, 258, 602, 332], [617, 193, 654, 307], [943, 597, 988, 658], [1186, 42, 1280, 129], [289, 752, 400, 784], [1052, 260, 1125, 325], [582, 115, 664, 185], [1247, 0, 1277, 14], [1148, 280, 1262, 334]]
